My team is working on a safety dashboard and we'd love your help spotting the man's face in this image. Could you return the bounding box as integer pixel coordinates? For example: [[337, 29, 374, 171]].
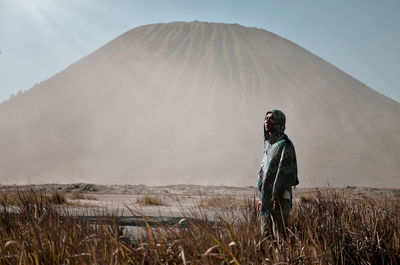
[[264, 112, 275, 132]]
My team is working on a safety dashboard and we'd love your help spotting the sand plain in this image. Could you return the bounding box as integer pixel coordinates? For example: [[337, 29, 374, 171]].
[[2, 183, 399, 237], [2, 183, 399, 218]]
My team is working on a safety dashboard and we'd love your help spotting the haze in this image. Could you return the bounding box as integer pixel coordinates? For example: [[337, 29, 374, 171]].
[[0, 22, 399, 187]]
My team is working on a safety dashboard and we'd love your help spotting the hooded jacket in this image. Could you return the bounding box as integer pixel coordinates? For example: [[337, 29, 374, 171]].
[[257, 110, 298, 213]]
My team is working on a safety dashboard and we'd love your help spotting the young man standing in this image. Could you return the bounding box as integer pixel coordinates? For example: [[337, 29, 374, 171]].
[[257, 109, 299, 237]]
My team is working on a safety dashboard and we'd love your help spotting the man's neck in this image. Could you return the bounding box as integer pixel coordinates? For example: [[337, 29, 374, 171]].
[[267, 131, 284, 144]]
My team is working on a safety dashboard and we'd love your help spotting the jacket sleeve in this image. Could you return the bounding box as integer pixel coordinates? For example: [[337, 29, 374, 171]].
[[257, 153, 266, 192], [271, 142, 298, 201]]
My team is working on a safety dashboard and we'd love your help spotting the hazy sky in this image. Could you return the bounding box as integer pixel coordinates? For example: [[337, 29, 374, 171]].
[[1, 0, 399, 102]]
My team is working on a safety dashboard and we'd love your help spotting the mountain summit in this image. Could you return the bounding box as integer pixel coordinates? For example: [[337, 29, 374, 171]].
[[1, 22, 399, 187]]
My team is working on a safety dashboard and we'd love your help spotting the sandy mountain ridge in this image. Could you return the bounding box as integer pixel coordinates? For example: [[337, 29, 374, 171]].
[[0, 21, 399, 187]]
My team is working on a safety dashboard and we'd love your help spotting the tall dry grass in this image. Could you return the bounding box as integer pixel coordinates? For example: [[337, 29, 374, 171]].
[[0, 190, 127, 264], [0, 191, 67, 206], [197, 195, 248, 210], [136, 196, 166, 206], [0, 189, 399, 264]]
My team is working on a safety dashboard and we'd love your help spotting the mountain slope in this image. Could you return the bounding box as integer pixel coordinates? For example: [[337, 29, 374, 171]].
[[1, 22, 399, 187]]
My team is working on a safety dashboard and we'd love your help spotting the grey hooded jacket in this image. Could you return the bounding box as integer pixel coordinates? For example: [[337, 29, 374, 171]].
[[257, 109, 299, 213]]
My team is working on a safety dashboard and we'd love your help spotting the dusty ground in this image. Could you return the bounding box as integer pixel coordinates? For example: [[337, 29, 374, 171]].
[[0, 184, 256, 216], [1, 183, 399, 215], [2, 184, 399, 236]]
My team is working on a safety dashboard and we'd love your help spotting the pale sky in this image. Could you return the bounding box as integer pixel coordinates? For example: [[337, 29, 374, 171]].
[[1, 0, 399, 102]]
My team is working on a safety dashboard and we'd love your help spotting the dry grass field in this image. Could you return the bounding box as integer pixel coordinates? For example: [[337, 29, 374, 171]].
[[0, 184, 399, 264]]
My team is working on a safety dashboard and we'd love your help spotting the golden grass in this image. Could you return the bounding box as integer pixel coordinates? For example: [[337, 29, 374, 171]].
[[0, 191, 67, 206], [136, 196, 166, 206], [197, 196, 248, 210], [0, 189, 399, 264], [299, 195, 315, 204], [67, 192, 98, 201], [0, 192, 22, 206]]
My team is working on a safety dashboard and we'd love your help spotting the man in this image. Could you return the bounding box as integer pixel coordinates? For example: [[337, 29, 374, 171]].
[[257, 109, 299, 237]]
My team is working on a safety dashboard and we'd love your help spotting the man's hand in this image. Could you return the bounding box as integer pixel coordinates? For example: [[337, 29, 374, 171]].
[[257, 200, 262, 212]]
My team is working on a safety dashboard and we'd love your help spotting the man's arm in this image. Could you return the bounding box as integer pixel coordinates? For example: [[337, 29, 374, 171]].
[[257, 151, 266, 192], [257, 151, 267, 211]]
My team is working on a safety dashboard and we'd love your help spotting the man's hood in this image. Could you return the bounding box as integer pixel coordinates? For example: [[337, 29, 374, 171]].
[[264, 109, 286, 141]]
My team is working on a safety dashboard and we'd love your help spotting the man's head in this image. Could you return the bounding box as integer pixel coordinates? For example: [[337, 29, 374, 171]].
[[264, 110, 286, 140], [264, 112, 275, 132]]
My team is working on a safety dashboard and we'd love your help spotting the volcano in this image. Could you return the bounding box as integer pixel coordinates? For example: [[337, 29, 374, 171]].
[[1, 22, 399, 187]]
